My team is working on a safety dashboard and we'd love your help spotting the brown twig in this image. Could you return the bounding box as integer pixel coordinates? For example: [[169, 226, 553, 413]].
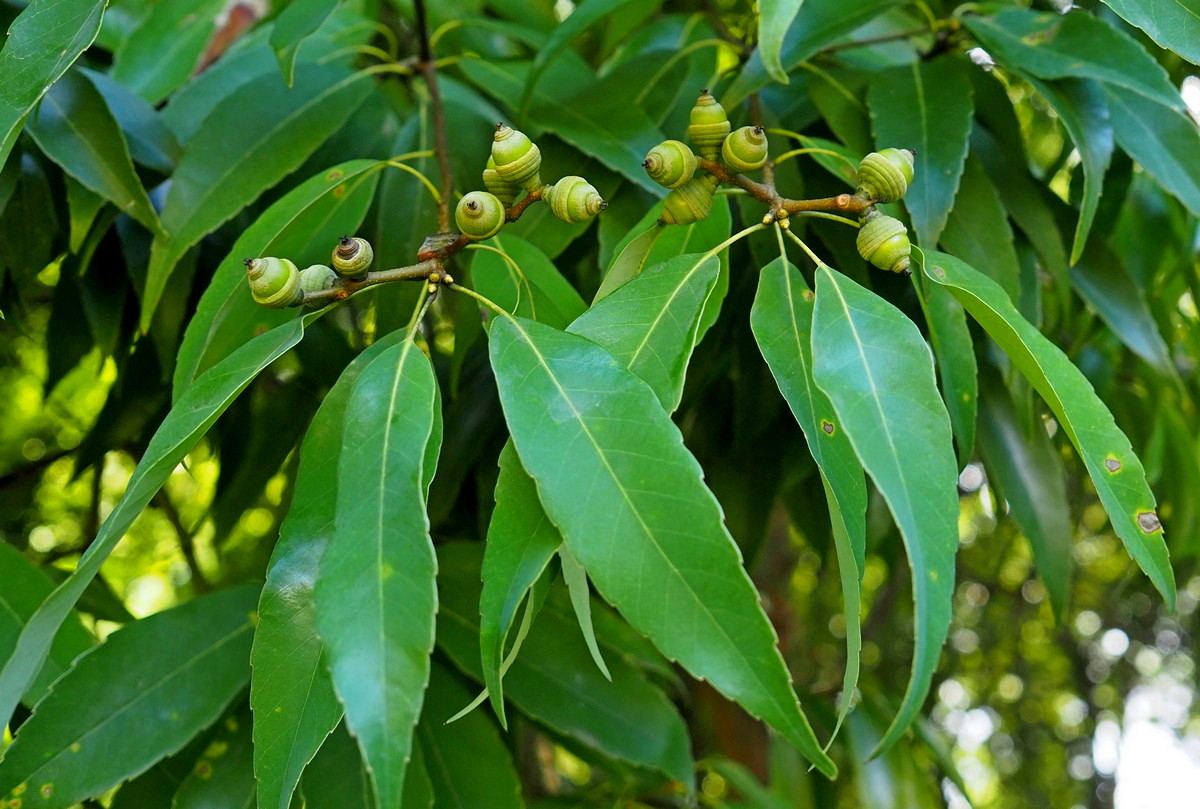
[[696, 157, 875, 218], [154, 490, 210, 593], [414, 0, 454, 232]]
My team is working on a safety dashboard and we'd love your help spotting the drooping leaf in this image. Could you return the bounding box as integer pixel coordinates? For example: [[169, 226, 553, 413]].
[[0, 545, 93, 707], [440, 543, 695, 786], [913, 274, 978, 469], [172, 710, 255, 809], [471, 234, 588, 329], [0, 0, 107, 172], [759, 0, 806, 84], [976, 376, 1072, 621], [962, 8, 1184, 112], [271, 0, 340, 86], [1101, 0, 1200, 65], [869, 58, 974, 247], [0, 312, 326, 729], [558, 544, 612, 681], [596, 225, 663, 301], [0, 586, 259, 809], [418, 667, 525, 809], [488, 315, 836, 776], [141, 65, 373, 331], [1101, 83, 1200, 218], [80, 68, 182, 175], [25, 70, 163, 236], [939, 153, 1020, 301], [810, 265, 959, 755], [314, 337, 442, 809], [920, 249, 1175, 607], [250, 329, 411, 809], [750, 257, 867, 741], [110, 0, 229, 104], [173, 160, 382, 400]]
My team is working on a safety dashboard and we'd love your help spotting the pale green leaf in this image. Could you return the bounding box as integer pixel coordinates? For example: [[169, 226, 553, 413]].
[[759, 0, 806, 84]]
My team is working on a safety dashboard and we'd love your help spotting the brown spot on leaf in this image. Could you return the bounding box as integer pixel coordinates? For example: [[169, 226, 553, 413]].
[[802, 290, 815, 302], [1137, 512, 1162, 533], [196, 762, 214, 779], [1105, 457, 1121, 473], [821, 420, 835, 435], [39, 785, 52, 799], [932, 265, 946, 278], [326, 169, 345, 181]]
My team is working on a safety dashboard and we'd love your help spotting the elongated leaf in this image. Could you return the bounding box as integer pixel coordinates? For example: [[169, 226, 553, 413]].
[[271, 0, 339, 86], [25, 70, 163, 236], [920, 249, 1175, 607], [759, 0, 806, 84], [962, 8, 1184, 112], [110, 0, 228, 104], [80, 69, 182, 175], [471, 234, 587, 329], [751, 257, 867, 740], [1000, 76, 1112, 265], [596, 225, 662, 301], [0, 587, 258, 809], [939, 153, 1019, 301], [488, 315, 836, 776], [315, 338, 442, 809], [558, 545, 611, 680], [977, 377, 1071, 621], [172, 710, 254, 809], [479, 442, 562, 725], [869, 59, 974, 247], [418, 668, 525, 809], [173, 160, 382, 400], [0, 545, 93, 707], [301, 724, 382, 809], [571, 253, 719, 411], [724, 0, 905, 106], [441, 543, 694, 786], [250, 329, 410, 809], [141, 65, 372, 331], [0, 0, 107, 172], [810, 265, 958, 755], [520, 0, 643, 113], [0, 311, 326, 729], [1101, 84, 1200, 218], [1102, 0, 1200, 65], [914, 275, 978, 469]]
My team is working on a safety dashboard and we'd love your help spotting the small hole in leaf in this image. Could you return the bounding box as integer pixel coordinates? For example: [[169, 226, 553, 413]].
[[821, 420, 835, 435], [1137, 512, 1162, 533], [1105, 457, 1122, 473]]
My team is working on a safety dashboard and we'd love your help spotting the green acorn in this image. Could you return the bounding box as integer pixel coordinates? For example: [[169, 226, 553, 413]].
[[856, 210, 911, 274], [456, 191, 506, 240], [856, 148, 915, 203], [543, 176, 606, 224], [643, 140, 698, 189], [331, 236, 372, 280], [687, 90, 730, 160], [721, 125, 768, 173], [246, 257, 302, 308]]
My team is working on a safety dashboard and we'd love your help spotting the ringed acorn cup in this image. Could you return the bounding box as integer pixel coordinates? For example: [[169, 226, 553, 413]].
[[332, 236, 373, 280], [687, 90, 730, 160], [298, 264, 338, 307], [661, 175, 718, 225], [456, 190, 506, 240], [643, 140, 697, 189], [543, 175, 606, 224], [483, 156, 519, 206], [856, 210, 912, 274], [246, 257, 303, 308], [856, 148, 914, 203], [721, 125, 768, 173], [492, 123, 543, 194]]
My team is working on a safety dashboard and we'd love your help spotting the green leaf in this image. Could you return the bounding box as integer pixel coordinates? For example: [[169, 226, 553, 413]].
[[418, 667, 525, 809], [479, 442, 562, 726], [314, 337, 442, 809], [110, 0, 229, 104], [488, 315, 836, 776], [301, 723, 383, 809], [80, 69, 182, 175], [172, 710, 255, 809], [914, 274, 978, 469], [1021, 78, 1113, 264], [1102, 0, 1200, 65], [173, 159, 382, 400], [939, 153, 1020, 302], [1101, 83, 1200, 218], [558, 544, 611, 681], [869, 58, 974, 247], [810, 265, 959, 755], [141, 65, 373, 332], [0, 311, 326, 730], [962, 8, 1184, 112], [250, 329, 410, 809], [471, 234, 587, 329], [571, 253, 720, 411], [271, 0, 340, 87], [977, 376, 1072, 621], [759, 0, 806, 84], [25, 70, 163, 237], [0, 545, 93, 707], [520, 0, 644, 114], [596, 225, 663, 302], [724, 0, 905, 106], [0, 0, 107, 172], [440, 543, 695, 786], [919, 249, 1175, 607], [750, 257, 867, 742], [0, 586, 259, 809]]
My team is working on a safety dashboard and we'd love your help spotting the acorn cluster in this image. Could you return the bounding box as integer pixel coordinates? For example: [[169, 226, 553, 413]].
[[458, 123, 606, 241], [245, 235, 373, 309], [854, 148, 915, 275]]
